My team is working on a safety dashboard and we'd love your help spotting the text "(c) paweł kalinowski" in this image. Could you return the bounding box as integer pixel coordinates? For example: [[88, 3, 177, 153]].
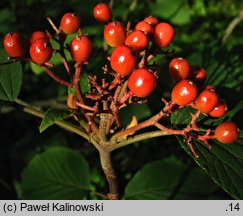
[[20, 202, 104, 212]]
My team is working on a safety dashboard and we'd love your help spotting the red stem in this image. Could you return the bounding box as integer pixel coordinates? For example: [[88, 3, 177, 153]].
[[73, 63, 84, 103], [155, 123, 184, 135], [41, 65, 73, 88]]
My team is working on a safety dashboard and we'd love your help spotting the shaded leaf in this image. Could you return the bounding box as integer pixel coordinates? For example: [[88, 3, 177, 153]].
[[171, 106, 205, 125], [0, 49, 23, 101], [149, 0, 191, 25], [21, 147, 91, 199], [79, 73, 90, 94], [119, 103, 151, 127], [178, 137, 243, 199], [171, 99, 243, 199], [39, 108, 71, 133], [124, 157, 217, 199]]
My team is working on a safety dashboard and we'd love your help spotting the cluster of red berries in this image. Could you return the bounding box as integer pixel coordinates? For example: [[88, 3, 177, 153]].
[[3, 12, 92, 65], [101, 11, 174, 98], [2, 2, 239, 147], [169, 57, 239, 144], [3, 31, 52, 65]]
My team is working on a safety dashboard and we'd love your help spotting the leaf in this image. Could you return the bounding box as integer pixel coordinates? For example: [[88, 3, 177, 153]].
[[79, 72, 91, 94], [170, 100, 243, 199], [119, 103, 151, 127], [178, 137, 243, 199], [124, 157, 217, 199], [39, 108, 71, 133], [149, 0, 191, 25], [21, 147, 91, 199], [0, 49, 23, 101], [117, 116, 138, 142], [171, 106, 205, 126]]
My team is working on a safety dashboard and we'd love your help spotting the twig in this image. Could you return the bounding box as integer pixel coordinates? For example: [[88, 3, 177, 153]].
[[110, 130, 171, 151], [222, 9, 243, 43], [15, 99, 89, 141], [110, 101, 175, 142], [41, 64, 73, 87], [47, 17, 60, 34], [73, 63, 84, 103]]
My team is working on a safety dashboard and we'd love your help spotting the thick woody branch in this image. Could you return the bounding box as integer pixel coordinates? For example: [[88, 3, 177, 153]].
[[98, 148, 119, 200]]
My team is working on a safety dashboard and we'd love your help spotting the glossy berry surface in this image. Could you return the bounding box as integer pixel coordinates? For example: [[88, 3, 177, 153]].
[[60, 12, 81, 34], [70, 35, 92, 63], [110, 44, 137, 76], [4, 32, 26, 57], [154, 22, 174, 48], [196, 89, 218, 113], [128, 68, 156, 98], [135, 21, 154, 36], [171, 79, 198, 106], [144, 16, 158, 26], [29, 31, 49, 45], [169, 57, 190, 81], [29, 38, 53, 65], [189, 67, 207, 86], [125, 30, 149, 52], [104, 21, 126, 47], [93, 3, 111, 23], [215, 122, 239, 144], [209, 99, 227, 117]]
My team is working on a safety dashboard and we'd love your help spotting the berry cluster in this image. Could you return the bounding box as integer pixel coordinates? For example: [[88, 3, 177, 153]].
[[2, 3, 239, 158], [169, 57, 239, 147]]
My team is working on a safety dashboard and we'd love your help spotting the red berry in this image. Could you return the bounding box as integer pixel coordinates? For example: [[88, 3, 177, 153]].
[[189, 66, 207, 86], [135, 21, 154, 36], [3, 32, 26, 57], [196, 89, 218, 113], [154, 22, 174, 48], [215, 122, 239, 144], [29, 31, 49, 45], [59, 12, 81, 34], [144, 16, 158, 26], [70, 35, 92, 63], [169, 57, 190, 81], [110, 44, 137, 76], [125, 30, 149, 52], [93, 3, 111, 23], [104, 21, 126, 47], [128, 68, 156, 98], [29, 38, 53, 65], [209, 99, 227, 117], [171, 80, 198, 106]]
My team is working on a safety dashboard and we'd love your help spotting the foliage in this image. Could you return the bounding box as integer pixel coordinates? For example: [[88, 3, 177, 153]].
[[0, 0, 243, 200]]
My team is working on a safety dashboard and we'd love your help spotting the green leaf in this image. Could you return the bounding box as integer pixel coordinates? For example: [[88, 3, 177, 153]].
[[124, 157, 217, 199], [170, 100, 243, 199], [119, 103, 152, 127], [21, 147, 91, 199], [178, 137, 243, 199], [149, 0, 191, 25], [30, 62, 44, 75], [171, 106, 205, 125], [79, 73, 90, 94], [0, 49, 23, 101], [39, 108, 71, 133]]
